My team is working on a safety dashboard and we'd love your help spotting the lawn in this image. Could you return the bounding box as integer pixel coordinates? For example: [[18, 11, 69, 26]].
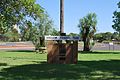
[[0, 51, 120, 80]]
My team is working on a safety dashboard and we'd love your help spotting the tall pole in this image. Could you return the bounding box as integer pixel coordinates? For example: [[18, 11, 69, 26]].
[[60, 0, 64, 34]]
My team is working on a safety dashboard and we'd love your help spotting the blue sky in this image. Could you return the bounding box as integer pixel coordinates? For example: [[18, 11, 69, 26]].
[[36, 0, 119, 34]]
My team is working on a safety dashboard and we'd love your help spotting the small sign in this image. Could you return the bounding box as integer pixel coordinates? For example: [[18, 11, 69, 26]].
[[109, 42, 113, 45], [45, 36, 80, 40]]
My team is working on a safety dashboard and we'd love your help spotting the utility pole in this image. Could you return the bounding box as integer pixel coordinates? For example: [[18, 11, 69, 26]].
[[60, 0, 64, 34]]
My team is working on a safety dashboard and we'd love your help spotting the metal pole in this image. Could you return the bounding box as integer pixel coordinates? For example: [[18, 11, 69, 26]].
[[60, 0, 64, 34], [113, 44, 114, 51], [109, 45, 110, 51]]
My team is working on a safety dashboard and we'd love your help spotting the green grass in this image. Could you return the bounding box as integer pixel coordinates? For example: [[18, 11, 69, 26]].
[[0, 51, 120, 80]]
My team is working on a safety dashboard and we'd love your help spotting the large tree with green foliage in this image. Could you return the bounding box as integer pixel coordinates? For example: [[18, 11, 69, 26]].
[[0, 0, 59, 52], [78, 13, 97, 51], [0, 0, 44, 34], [19, 15, 59, 52], [112, 1, 120, 36]]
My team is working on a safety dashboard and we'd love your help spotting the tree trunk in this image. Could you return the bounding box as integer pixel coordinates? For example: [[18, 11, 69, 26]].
[[118, 32, 120, 37], [60, 0, 64, 34], [83, 38, 90, 51], [83, 27, 90, 51]]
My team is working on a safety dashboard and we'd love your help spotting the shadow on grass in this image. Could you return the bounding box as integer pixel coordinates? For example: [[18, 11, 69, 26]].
[[79, 51, 120, 54], [0, 60, 120, 80], [0, 63, 7, 66]]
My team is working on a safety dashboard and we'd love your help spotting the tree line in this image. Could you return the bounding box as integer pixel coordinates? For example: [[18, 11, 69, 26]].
[[0, 0, 120, 51], [94, 32, 120, 42]]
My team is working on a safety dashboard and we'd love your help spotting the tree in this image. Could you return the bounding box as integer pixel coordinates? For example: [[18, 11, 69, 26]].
[[0, 0, 57, 52], [103, 32, 112, 41], [34, 15, 59, 46], [51, 28, 59, 36], [0, 20, 8, 34], [4, 29, 19, 42], [112, 1, 120, 36], [60, 0, 64, 34], [20, 21, 34, 41], [94, 32, 113, 42], [0, 0, 44, 34], [68, 33, 79, 36], [19, 15, 58, 52], [94, 33, 103, 42], [111, 32, 120, 40], [78, 13, 97, 51]]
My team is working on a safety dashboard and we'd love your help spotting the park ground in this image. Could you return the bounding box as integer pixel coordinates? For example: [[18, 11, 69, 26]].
[[0, 51, 120, 80]]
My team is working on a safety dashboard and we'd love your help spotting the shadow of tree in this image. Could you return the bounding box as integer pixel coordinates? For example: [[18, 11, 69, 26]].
[[0, 60, 120, 80], [0, 63, 7, 66], [7, 50, 34, 53]]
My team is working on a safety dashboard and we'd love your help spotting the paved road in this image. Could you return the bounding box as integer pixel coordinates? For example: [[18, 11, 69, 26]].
[[0, 42, 35, 51]]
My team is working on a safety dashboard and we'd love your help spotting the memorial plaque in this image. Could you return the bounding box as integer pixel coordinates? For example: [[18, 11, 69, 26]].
[[45, 36, 80, 40]]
